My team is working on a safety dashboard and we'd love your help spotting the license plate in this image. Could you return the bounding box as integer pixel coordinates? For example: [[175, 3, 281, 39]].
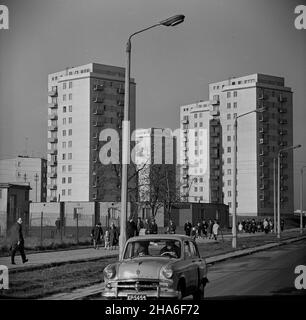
[[127, 294, 147, 300]]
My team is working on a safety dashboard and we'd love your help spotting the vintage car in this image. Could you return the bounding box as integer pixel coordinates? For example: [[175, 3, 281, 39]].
[[102, 234, 208, 300]]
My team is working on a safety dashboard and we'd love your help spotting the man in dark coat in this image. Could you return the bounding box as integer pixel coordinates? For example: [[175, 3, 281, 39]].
[[109, 223, 119, 250], [91, 222, 103, 249], [136, 217, 144, 236], [184, 220, 192, 236], [144, 218, 150, 234], [149, 219, 158, 234], [126, 218, 137, 239], [10, 218, 28, 264]]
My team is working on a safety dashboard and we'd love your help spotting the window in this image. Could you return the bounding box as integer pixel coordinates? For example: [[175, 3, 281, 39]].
[[62, 154, 66, 160], [199, 122, 203, 127], [69, 81, 72, 89], [69, 93, 72, 100], [228, 191, 232, 197], [63, 94, 66, 101], [68, 117, 72, 124], [227, 147, 231, 153], [68, 141, 72, 148], [227, 136, 231, 142], [195, 150, 198, 155], [195, 131, 198, 137], [227, 169, 232, 175], [233, 113, 237, 119], [63, 118, 66, 125], [194, 114, 198, 119], [68, 165, 72, 172], [62, 130, 66, 136], [62, 142, 66, 148], [199, 177, 203, 182], [227, 92, 231, 98], [69, 105, 72, 112], [194, 187, 198, 192], [228, 202, 232, 208], [228, 180, 232, 186], [200, 186, 203, 192], [227, 114, 231, 120], [63, 83, 66, 90], [68, 153, 72, 160], [62, 189, 66, 196], [62, 177, 66, 184], [68, 177, 72, 183], [68, 129, 72, 136], [234, 91, 237, 97], [68, 189, 72, 196], [62, 165, 66, 172], [199, 113, 203, 118], [227, 158, 231, 164], [63, 106, 67, 113], [227, 124, 231, 131], [233, 102, 237, 108], [195, 123, 198, 128], [227, 103, 231, 109]]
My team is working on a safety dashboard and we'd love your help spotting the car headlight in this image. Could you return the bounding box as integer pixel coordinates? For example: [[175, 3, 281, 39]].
[[160, 266, 173, 279], [103, 265, 116, 279]]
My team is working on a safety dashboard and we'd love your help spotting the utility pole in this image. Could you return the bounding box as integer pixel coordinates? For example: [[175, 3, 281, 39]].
[[300, 166, 306, 234], [34, 173, 39, 202], [273, 158, 277, 233]]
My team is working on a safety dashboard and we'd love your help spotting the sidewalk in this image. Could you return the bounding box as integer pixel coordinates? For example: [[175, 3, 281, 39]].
[[0, 228, 301, 273]]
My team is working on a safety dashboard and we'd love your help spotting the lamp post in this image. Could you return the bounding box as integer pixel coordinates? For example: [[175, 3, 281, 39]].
[[119, 14, 185, 259], [277, 144, 301, 239], [273, 158, 277, 233], [299, 166, 306, 234], [232, 108, 265, 249]]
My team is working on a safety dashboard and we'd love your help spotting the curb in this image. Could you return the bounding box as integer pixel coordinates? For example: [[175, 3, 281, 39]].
[[42, 234, 306, 300]]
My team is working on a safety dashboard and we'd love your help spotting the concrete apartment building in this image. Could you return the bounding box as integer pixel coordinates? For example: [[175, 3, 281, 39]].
[[180, 101, 222, 204], [0, 156, 47, 202], [180, 73, 293, 217], [135, 128, 177, 208], [47, 63, 136, 202]]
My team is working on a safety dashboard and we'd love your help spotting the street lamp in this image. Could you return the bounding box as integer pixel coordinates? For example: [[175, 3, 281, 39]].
[[232, 108, 265, 249], [119, 14, 185, 259], [300, 166, 306, 234], [277, 144, 301, 239]]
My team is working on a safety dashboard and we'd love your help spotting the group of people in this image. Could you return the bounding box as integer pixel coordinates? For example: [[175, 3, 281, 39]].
[[237, 218, 285, 234], [90, 222, 119, 250], [126, 217, 158, 238], [184, 219, 221, 241]]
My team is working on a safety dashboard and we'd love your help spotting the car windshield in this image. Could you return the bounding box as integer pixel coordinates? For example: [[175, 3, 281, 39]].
[[124, 239, 181, 259]]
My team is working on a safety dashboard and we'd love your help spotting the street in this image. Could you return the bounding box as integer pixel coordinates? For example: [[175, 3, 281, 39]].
[[205, 239, 306, 298]]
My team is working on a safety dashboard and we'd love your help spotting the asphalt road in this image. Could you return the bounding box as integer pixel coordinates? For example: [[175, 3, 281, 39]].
[[205, 239, 306, 299]]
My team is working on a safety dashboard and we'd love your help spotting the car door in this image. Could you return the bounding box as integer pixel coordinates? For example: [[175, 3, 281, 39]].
[[189, 241, 206, 285], [183, 240, 198, 294]]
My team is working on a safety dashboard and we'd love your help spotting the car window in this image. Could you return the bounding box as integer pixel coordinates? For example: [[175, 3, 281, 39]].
[[184, 241, 192, 259], [189, 241, 199, 258]]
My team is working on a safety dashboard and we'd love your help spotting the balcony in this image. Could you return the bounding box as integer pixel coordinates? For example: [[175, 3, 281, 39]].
[[280, 174, 288, 180], [48, 102, 58, 109], [182, 163, 189, 169], [280, 163, 288, 169], [280, 185, 288, 191], [182, 119, 189, 124], [183, 174, 189, 179], [92, 145, 99, 151], [48, 172, 57, 178], [260, 183, 269, 190], [93, 109, 104, 115], [48, 137, 58, 144], [211, 184, 219, 191], [210, 97, 220, 105], [117, 100, 124, 106], [278, 108, 287, 114], [279, 119, 287, 125], [259, 138, 268, 145], [278, 95, 287, 103], [279, 141, 288, 147], [211, 131, 219, 137], [93, 84, 104, 91], [279, 152, 288, 158], [210, 119, 219, 126], [259, 115, 268, 122], [48, 113, 58, 120], [211, 153, 219, 159], [210, 110, 220, 116], [48, 183, 57, 190], [48, 149, 58, 155], [93, 97, 104, 103], [48, 160, 58, 167], [48, 89, 58, 97], [259, 147, 268, 156], [117, 88, 125, 94], [48, 125, 58, 131], [280, 197, 288, 202], [93, 121, 103, 127], [259, 161, 267, 167], [211, 141, 220, 148], [258, 94, 268, 100], [50, 196, 57, 202]]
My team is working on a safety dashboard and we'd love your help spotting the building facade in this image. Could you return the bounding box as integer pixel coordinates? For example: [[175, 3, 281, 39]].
[[47, 63, 136, 202], [180, 101, 223, 204], [180, 73, 293, 217], [0, 156, 47, 202]]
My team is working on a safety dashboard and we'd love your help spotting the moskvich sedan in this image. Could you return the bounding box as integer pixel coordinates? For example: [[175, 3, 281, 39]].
[[102, 234, 208, 300]]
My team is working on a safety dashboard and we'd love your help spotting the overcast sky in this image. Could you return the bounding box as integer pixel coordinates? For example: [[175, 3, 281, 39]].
[[0, 0, 305, 208]]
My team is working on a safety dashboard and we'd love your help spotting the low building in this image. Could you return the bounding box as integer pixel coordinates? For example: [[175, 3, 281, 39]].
[[0, 183, 31, 237]]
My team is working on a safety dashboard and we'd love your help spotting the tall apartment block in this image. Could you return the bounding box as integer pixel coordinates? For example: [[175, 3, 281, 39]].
[[180, 101, 222, 203], [135, 128, 177, 204], [47, 63, 136, 202], [180, 73, 293, 217], [0, 156, 47, 202]]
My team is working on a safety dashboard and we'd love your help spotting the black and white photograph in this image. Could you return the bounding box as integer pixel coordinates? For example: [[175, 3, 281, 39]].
[[0, 0, 306, 311]]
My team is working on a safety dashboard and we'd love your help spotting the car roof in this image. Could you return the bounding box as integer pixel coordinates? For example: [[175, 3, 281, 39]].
[[126, 234, 193, 242]]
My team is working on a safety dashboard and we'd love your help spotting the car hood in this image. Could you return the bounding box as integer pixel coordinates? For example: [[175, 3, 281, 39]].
[[116, 258, 171, 280]]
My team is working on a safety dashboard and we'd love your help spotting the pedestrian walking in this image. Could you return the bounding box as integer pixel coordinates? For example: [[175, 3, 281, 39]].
[[10, 217, 28, 265], [212, 220, 219, 241], [263, 219, 269, 234], [91, 222, 103, 249], [190, 226, 197, 241], [201, 220, 208, 238], [149, 218, 158, 234], [196, 222, 202, 238], [184, 220, 192, 236], [104, 230, 110, 250], [208, 220, 214, 239], [238, 222, 243, 233], [167, 219, 176, 234], [136, 217, 144, 236], [126, 217, 136, 239], [109, 222, 119, 250], [280, 219, 285, 232]]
